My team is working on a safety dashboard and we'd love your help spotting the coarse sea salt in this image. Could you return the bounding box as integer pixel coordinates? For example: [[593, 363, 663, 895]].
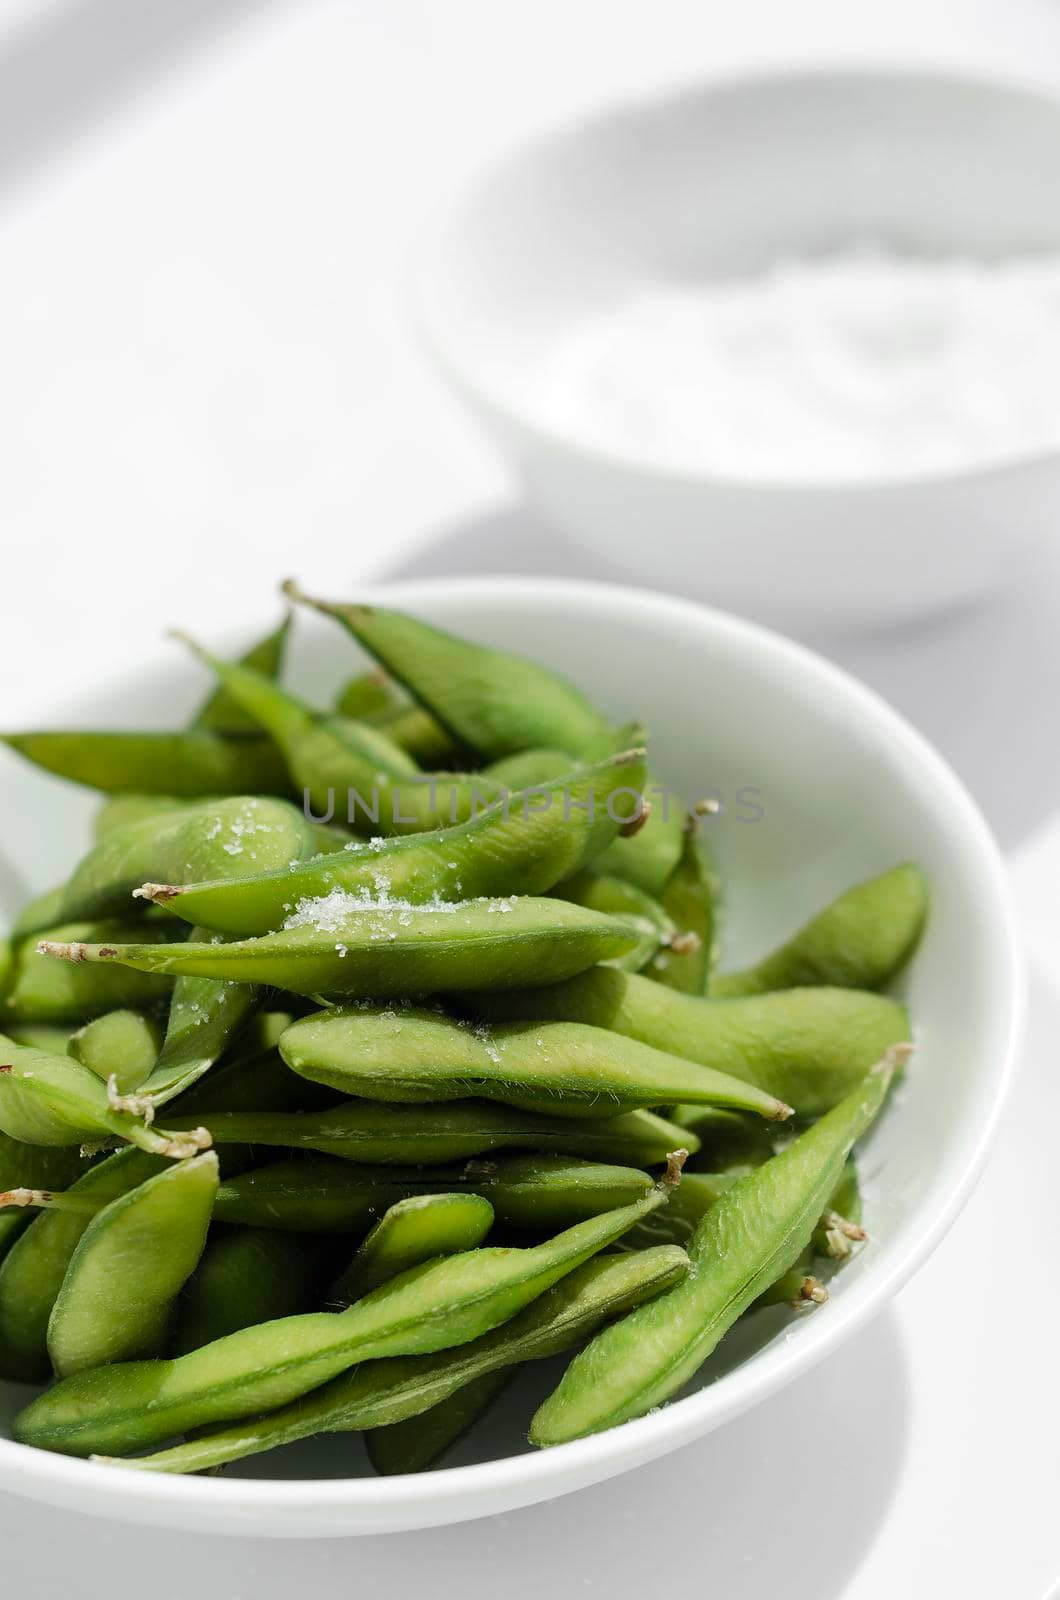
[[534, 246, 1060, 482], [282, 886, 463, 934]]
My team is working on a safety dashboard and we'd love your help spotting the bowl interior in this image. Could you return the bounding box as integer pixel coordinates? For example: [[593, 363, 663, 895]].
[[420, 70, 1060, 404], [0, 579, 1018, 1525]]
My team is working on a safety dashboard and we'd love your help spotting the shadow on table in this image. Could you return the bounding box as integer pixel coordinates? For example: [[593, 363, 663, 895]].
[[379, 501, 1060, 851], [1, 1309, 911, 1600], [0, 0, 280, 204]]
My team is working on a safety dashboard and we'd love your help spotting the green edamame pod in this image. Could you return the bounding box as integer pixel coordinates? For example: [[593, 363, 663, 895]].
[[0, 1035, 211, 1159], [15, 1167, 683, 1457], [171, 1227, 328, 1356], [48, 1152, 218, 1377], [711, 864, 929, 997], [177, 633, 506, 836], [280, 1008, 792, 1122], [69, 1010, 162, 1095], [138, 749, 648, 937], [110, 1244, 689, 1475], [211, 1153, 656, 1234], [1, 920, 173, 1024], [287, 587, 614, 761], [330, 1193, 495, 1304], [0, 1037, 323, 1383], [645, 820, 717, 993], [170, 1098, 697, 1168], [0, 1147, 165, 1381], [468, 968, 910, 1117], [529, 1055, 902, 1445], [135, 953, 259, 1110], [1, 729, 290, 799], [555, 871, 672, 972], [193, 614, 292, 733], [55, 796, 315, 925], [39, 897, 638, 1002], [333, 669, 401, 723], [367, 1369, 511, 1475], [371, 703, 461, 769]]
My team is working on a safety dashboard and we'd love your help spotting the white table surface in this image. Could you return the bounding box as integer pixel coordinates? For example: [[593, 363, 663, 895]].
[[3, 1, 1060, 1593]]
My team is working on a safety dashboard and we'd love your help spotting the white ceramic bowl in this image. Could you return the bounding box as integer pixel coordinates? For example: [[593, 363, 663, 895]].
[[0, 577, 1021, 1536], [414, 68, 1060, 630]]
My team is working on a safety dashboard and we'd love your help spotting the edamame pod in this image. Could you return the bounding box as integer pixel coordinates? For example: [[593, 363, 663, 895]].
[[468, 969, 911, 1116], [333, 669, 402, 723], [529, 1055, 902, 1445], [711, 864, 929, 996], [170, 1099, 697, 1168], [47, 1152, 217, 1377], [211, 1153, 656, 1234], [69, 1010, 162, 1095], [56, 796, 315, 924], [138, 750, 648, 937], [372, 703, 460, 769], [1, 730, 289, 799], [116, 1245, 689, 1476], [177, 634, 505, 836], [1, 920, 173, 1023], [330, 1193, 495, 1303], [172, 1227, 329, 1356], [555, 871, 672, 972], [0, 1036, 211, 1159], [193, 615, 292, 734], [645, 820, 717, 994], [15, 1167, 683, 1456], [280, 1008, 792, 1121], [0, 1148, 165, 1381], [40, 897, 638, 1002], [135, 953, 259, 1109], [286, 587, 614, 761]]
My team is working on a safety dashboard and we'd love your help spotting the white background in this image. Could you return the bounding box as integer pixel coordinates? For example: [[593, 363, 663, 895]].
[[2, 1, 1060, 1594]]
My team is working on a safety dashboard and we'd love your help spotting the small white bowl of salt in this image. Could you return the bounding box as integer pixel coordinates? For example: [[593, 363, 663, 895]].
[[415, 68, 1060, 629]]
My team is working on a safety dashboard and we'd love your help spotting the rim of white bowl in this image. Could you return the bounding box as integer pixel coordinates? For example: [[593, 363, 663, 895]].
[[0, 576, 1025, 1524], [411, 61, 1060, 498]]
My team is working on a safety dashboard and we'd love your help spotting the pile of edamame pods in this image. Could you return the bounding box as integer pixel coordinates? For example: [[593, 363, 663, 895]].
[[0, 587, 927, 1475]]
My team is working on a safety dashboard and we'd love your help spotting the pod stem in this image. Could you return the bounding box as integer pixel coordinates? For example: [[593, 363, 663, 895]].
[[618, 800, 651, 840], [123, 1121, 212, 1161], [135, 882, 181, 905], [872, 1041, 914, 1077], [282, 578, 330, 615], [795, 1277, 828, 1306], [0, 1188, 94, 1214], [659, 1148, 689, 1191], [36, 940, 90, 962]]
